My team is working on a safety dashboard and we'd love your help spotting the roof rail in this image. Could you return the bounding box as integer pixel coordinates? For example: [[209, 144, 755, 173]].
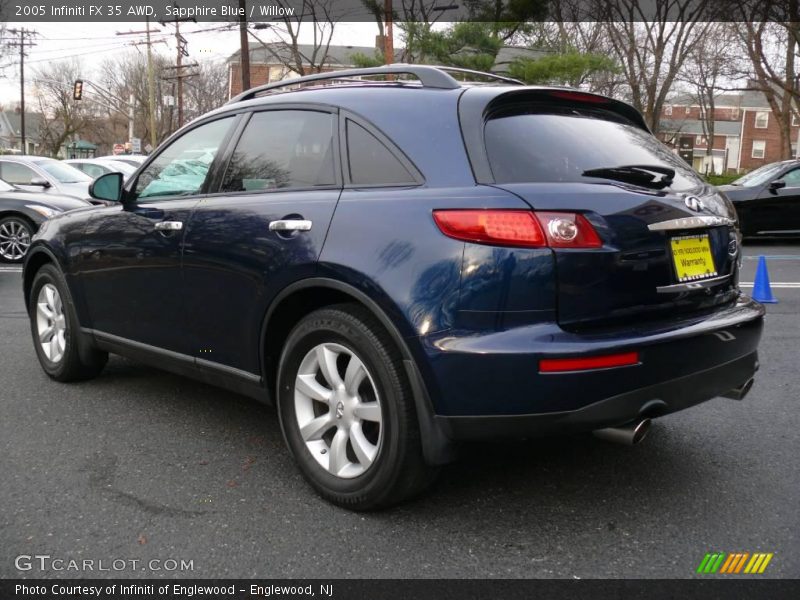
[[226, 64, 522, 104]]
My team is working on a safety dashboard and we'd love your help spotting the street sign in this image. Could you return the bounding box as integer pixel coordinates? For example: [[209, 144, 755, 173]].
[[112, 143, 125, 155], [144, 143, 153, 153], [130, 137, 142, 154]]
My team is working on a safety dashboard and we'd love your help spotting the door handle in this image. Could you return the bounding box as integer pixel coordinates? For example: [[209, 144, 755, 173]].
[[154, 221, 183, 231], [269, 219, 312, 232]]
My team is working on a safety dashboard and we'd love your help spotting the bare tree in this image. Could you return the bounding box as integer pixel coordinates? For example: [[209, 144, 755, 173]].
[[32, 60, 94, 157], [183, 61, 230, 121], [599, 0, 712, 133], [98, 51, 174, 147], [734, 4, 800, 159], [247, 0, 340, 76], [678, 23, 741, 174]]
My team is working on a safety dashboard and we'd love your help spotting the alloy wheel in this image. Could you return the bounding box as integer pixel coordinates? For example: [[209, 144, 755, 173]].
[[0, 219, 32, 261], [294, 343, 383, 479], [36, 283, 66, 363]]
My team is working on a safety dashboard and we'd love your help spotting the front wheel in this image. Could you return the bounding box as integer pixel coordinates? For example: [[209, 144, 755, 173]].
[[277, 304, 436, 510], [29, 264, 107, 381]]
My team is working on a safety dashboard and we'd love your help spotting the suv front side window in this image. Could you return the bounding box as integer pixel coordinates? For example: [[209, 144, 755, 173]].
[[133, 117, 234, 201], [221, 110, 336, 193]]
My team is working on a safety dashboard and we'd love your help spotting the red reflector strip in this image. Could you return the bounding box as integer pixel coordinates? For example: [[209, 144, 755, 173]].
[[539, 351, 640, 373]]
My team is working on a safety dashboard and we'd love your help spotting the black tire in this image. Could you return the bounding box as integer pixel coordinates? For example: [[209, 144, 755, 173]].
[[277, 303, 437, 510], [29, 263, 108, 382], [0, 215, 35, 264]]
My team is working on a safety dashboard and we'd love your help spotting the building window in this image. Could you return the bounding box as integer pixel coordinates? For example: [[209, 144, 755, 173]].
[[731, 107, 739, 119], [754, 111, 769, 128], [685, 105, 691, 114], [752, 140, 766, 159], [665, 105, 673, 116], [695, 135, 705, 145], [792, 113, 799, 127]]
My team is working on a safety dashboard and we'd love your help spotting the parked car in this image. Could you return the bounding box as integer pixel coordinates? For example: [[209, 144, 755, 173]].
[[0, 156, 92, 200], [0, 178, 90, 263], [95, 154, 148, 168], [64, 158, 137, 180], [718, 159, 800, 238], [22, 66, 764, 509]]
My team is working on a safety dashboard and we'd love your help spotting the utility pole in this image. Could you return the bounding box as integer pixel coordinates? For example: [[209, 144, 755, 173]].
[[145, 18, 157, 150], [161, 4, 196, 128], [117, 23, 164, 151], [239, 0, 251, 92], [5, 28, 37, 154], [383, 0, 393, 66]]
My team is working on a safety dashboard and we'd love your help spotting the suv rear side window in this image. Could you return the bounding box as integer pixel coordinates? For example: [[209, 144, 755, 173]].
[[485, 106, 700, 191], [221, 110, 336, 193], [346, 119, 415, 185]]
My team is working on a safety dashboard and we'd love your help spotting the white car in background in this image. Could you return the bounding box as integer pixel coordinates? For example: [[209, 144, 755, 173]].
[[94, 154, 148, 168], [0, 156, 93, 200], [64, 158, 137, 180]]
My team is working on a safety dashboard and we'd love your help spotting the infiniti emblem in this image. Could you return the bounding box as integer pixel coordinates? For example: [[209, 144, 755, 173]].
[[684, 196, 704, 212]]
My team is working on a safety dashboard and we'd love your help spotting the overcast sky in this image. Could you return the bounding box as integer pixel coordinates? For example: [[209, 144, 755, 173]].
[[0, 21, 383, 106]]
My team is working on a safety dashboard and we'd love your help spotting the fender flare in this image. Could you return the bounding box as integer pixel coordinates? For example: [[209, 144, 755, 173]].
[[262, 277, 457, 466]]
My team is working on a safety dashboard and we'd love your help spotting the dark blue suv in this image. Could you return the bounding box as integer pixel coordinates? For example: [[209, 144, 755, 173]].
[[23, 65, 764, 509]]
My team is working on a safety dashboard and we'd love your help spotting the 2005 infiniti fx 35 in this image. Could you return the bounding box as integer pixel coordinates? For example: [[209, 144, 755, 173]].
[[23, 65, 764, 509]]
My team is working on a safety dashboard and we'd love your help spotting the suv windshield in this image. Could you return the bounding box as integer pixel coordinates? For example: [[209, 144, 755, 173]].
[[731, 162, 786, 187], [35, 159, 92, 183], [485, 106, 701, 191]]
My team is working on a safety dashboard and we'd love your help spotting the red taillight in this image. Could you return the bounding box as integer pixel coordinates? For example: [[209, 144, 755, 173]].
[[433, 210, 602, 249], [432, 210, 546, 248], [539, 351, 640, 373]]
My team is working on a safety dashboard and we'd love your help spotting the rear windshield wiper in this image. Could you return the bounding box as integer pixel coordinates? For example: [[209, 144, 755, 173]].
[[582, 164, 675, 189]]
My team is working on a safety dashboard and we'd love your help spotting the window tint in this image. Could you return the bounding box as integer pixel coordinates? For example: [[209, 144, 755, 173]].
[[221, 110, 336, 193], [484, 107, 702, 191], [0, 161, 37, 185], [346, 119, 415, 185], [134, 117, 233, 200], [782, 168, 800, 186]]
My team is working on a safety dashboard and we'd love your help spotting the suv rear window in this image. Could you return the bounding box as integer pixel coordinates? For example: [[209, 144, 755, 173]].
[[484, 106, 700, 191]]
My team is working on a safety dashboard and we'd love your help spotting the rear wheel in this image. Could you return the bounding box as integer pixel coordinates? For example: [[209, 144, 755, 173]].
[[0, 216, 34, 263], [277, 304, 436, 510], [29, 264, 107, 381]]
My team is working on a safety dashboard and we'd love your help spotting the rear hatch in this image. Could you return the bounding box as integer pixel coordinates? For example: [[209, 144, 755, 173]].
[[473, 89, 739, 329]]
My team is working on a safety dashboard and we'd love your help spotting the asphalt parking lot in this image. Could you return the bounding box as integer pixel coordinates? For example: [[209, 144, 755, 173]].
[[1, 243, 798, 580]]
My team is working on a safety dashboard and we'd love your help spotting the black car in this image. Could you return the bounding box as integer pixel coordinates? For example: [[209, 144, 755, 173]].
[[719, 159, 800, 238], [0, 178, 90, 263], [23, 66, 763, 509]]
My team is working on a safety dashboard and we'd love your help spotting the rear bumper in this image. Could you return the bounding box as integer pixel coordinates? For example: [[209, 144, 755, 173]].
[[418, 295, 764, 438], [437, 351, 758, 440]]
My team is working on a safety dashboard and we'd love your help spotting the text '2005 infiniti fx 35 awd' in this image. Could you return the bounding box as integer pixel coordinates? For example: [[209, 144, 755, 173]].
[[23, 65, 764, 510]]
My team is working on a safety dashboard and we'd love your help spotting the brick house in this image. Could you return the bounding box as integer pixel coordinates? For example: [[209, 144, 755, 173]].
[[658, 90, 800, 174], [227, 43, 390, 99]]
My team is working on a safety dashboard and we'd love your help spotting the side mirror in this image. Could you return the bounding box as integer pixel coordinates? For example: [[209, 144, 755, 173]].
[[30, 177, 51, 188], [769, 179, 786, 192], [89, 172, 124, 203]]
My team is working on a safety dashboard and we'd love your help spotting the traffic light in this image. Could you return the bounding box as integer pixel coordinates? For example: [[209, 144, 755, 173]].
[[73, 79, 83, 101]]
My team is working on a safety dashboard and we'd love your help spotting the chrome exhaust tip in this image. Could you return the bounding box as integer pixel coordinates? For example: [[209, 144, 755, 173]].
[[722, 378, 754, 401], [592, 418, 651, 446]]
